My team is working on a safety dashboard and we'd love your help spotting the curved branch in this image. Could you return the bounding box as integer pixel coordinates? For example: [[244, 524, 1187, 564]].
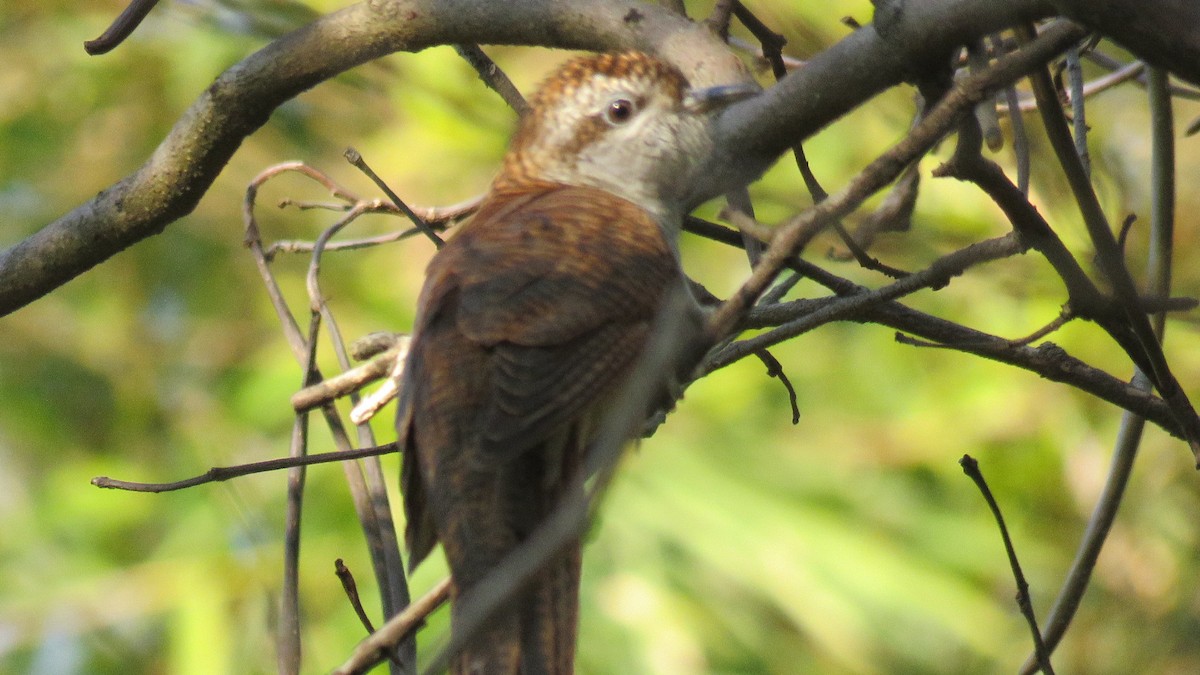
[[11, 0, 1200, 316], [84, 0, 162, 55], [1050, 0, 1200, 85], [684, 218, 1184, 439], [0, 0, 733, 316], [0, 0, 1063, 316], [715, 0, 1055, 178]]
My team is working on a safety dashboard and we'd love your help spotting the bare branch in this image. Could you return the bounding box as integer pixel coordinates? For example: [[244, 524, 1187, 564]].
[[337, 559, 380, 634], [1019, 63, 1180, 675], [683, 217, 1186, 439], [718, 0, 1054, 176], [753, 349, 801, 424], [717, 234, 1026, 363], [345, 148, 444, 248], [84, 0, 162, 55], [336, 559, 408, 671], [280, 400, 312, 675], [291, 342, 410, 414], [2, 0, 1059, 317], [1018, 24, 1200, 461], [1, 0, 743, 316], [960, 455, 1056, 675], [707, 20, 1089, 342], [91, 444, 398, 492], [244, 161, 415, 668], [334, 577, 454, 675], [453, 44, 530, 115], [1050, 0, 1200, 85]]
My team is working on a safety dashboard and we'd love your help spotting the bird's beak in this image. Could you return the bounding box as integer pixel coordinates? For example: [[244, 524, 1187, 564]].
[[683, 81, 760, 113]]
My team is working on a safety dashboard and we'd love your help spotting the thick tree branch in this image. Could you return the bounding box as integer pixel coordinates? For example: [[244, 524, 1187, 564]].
[[716, 0, 1055, 174], [1049, 0, 1200, 85], [10, 0, 1199, 321], [0, 0, 736, 316], [0, 0, 1063, 316], [707, 19, 1089, 341], [14, 0, 1200, 321]]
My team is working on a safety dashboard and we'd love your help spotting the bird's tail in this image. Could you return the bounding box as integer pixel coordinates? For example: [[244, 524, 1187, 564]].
[[518, 541, 581, 674], [452, 541, 581, 675], [449, 436, 585, 675]]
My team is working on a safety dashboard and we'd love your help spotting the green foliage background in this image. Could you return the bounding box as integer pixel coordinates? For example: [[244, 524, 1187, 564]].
[[3, 2, 1200, 673]]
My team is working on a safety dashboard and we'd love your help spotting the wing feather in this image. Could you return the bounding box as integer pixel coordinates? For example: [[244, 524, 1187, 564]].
[[419, 183, 680, 456]]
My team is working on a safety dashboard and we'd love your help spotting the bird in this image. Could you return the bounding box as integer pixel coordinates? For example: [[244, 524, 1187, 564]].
[[395, 50, 754, 674]]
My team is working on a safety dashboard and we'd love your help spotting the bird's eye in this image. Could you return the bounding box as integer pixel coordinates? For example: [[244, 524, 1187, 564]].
[[604, 98, 637, 125]]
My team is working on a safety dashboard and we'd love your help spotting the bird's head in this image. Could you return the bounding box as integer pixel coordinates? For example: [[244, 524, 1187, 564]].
[[496, 51, 757, 223]]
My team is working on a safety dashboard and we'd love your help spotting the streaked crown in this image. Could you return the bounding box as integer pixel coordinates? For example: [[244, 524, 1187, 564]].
[[495, 51, 726, 223]]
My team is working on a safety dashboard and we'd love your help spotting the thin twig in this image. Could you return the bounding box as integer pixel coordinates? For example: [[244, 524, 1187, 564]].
[[250, 161, 364, 208], [959, 455, 1055, 675], [1085, 50, 1200, 100], [936, 121, 1103, 313], [91, 444, 398, 492], [760, 271, 803, 306], [714, 234, 1025, 365], [895, 304, 1076, 351], [267, 230, 413, 260], [728, 37, 805, 70], [84, 0, 161, 54], [1006, 306, 1075, 346], [754, 349, 800, 424], [1000, 61, 1149, 116], [839, 160, 920, 276], [1116, 213, 1140, 254], [453, 44, 529, 115], [1019, 64, 1179, 675], [719, 6, 783, 269], [279, 368, 316, 675], [305, 213, 414, 662], [333, 577, 454, 675], [281, 303, 326, 674], [1000, 81, 1032, 194], [1065, 46, 1090, 178], [337, 559, 380, 634], [706, 21, 1089, 343], [984, 34, 1026, 196], [291, 342, 409, 414], [1018, 24, 1200, 463], [1145, 69, 1177, 339], [245, 165, 415, 673], [350, 345, 411, 425], [725, 188, 764, 265], [731, 1, 787, 56], [336, 560, 407, 669], [968, 39, 1004, 151], [683, 217, 1184, 438], [722, 209, 775, 245], [263, 192, 479, 261], [737, 1, 907, 278], [345, 148, 445, 248]]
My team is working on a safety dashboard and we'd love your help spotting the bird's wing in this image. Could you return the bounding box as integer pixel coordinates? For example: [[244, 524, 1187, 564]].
[[399, 184, 689, 566], [443, 183, 682, 454]]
